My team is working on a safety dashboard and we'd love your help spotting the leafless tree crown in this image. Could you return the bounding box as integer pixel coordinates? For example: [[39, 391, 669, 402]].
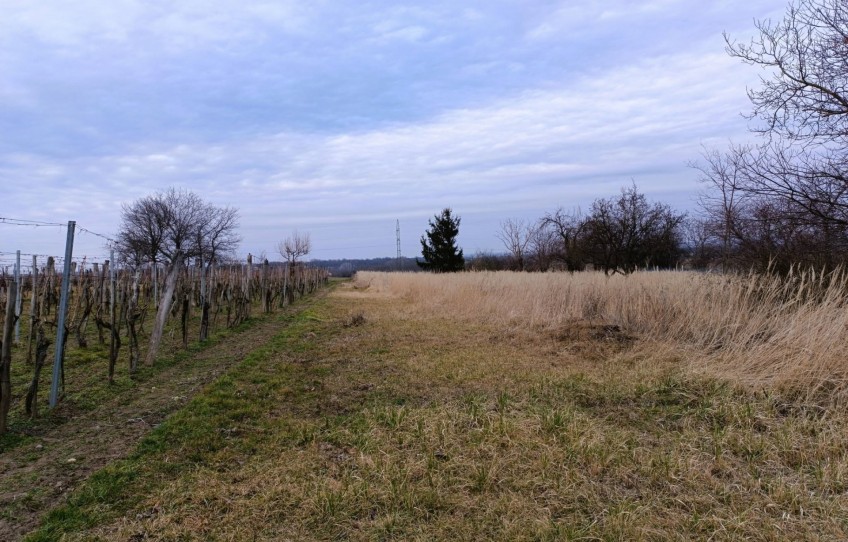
[[116, 188, 240, 268], [497, 219, 536, 271], [278, 230, 311, 264], [692, 0, 848, 271], [726, 0, 848, 142]]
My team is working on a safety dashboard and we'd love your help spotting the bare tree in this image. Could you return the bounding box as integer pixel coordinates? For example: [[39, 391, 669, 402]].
[[691, 146, 747, 271], [278, 230, 311, 265], [734, 142, 848, 228], [581, 184, 686, 275], [116, 188, 239, 365], [541, 208, 585, 271], [708, 0, 848, 269], [684, 217, 719, 269], [197, 205, 241, 264], [725, 0, 848, 143], [528, 224, 559, 271], [467, 251, 507, 271], [497, 219, 536, 271], [694, 142, 848, 271], [195, 203, 240, 342]]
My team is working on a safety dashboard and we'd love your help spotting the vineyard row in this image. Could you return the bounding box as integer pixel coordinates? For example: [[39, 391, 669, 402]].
[[0, 257, 329, 433]]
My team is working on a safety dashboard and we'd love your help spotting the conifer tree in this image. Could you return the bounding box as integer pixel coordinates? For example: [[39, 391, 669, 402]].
[[418, 208, 465, 272]]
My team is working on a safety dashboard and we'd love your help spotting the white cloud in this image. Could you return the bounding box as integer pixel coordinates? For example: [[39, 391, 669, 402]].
[[0, 0, 309, 49]]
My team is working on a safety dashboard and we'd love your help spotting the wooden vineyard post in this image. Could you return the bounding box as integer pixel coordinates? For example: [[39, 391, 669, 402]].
[[180, 265, 190, 349], [128, 268, 141, 372], [109, 249, 117, 376], [26, 255, 38, 364], [152, 262, 158, 309], [199, 259, 209, 342], [261, 259, 270, 313], [43, 257, 55, 316], [283, 262, 289, 307], [1, 282, 17, 434], [50, 221, 75, 409], [95, 262, 105, 345], [14, 250, 21, 344], [244, 253, 253, 319], [210, 262, 217, 331], [280, 265, 285, 304]]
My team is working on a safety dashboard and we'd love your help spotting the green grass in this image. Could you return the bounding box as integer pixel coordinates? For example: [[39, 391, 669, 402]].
[[26, 306, 325, 541], [1, 304, 263, 453]]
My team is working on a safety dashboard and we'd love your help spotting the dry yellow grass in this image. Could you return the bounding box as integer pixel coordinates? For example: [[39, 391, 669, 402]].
[[355, 269, 848, 404]]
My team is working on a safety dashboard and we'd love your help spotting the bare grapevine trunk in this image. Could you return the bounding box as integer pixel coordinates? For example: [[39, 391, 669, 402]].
[[145, 256, 182, 366], [95, 262, 107, 345], [75, 273, 92, 349], [1, 283, 17, 434], [126, 274, 141, 373], [180, 288, 189, 349], [25, 324, 50, 418], [26, 260, 38, 364], [199, 263, 209, 342]]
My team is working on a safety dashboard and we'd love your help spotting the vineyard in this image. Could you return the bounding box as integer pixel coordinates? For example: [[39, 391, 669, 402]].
[[0, 251, 329, 438]]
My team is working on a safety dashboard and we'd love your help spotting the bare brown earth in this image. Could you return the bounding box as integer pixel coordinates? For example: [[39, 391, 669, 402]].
[[0, 297, 321, 542]]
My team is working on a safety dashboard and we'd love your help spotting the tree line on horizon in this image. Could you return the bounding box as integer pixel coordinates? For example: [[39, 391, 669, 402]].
[[487, 184, 687, 275]]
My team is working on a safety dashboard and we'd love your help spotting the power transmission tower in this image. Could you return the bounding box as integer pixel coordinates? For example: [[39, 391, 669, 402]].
[[396, 219, 402, 271]]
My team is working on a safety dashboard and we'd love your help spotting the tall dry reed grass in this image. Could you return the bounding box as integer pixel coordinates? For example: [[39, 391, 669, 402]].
[[354, 269, 848, 404]]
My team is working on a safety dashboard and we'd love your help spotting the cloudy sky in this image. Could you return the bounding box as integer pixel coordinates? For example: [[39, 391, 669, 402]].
[[0, 0, 783, 266]]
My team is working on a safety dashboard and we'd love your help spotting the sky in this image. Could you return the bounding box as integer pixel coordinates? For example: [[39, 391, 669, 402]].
[[0, 0, 785, 267]]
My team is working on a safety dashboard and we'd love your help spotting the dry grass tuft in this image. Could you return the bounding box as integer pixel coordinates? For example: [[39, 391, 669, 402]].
[[342, 310, 367, 328]]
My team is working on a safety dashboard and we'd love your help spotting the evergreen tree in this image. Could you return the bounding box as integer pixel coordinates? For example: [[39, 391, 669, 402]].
[[418, 208, 465, 272]]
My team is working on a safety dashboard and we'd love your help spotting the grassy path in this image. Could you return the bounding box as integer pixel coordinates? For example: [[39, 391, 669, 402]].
[[0, 292, 328, 541], [18, 282, 848, 540]]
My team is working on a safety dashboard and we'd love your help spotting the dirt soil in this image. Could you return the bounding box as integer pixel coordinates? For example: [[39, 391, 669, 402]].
[[0, 299, 318, 542]]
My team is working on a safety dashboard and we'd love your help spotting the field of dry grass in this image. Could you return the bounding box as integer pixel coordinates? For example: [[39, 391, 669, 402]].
[[356, 269, 848, 405], [26, 272, 848, 541]]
